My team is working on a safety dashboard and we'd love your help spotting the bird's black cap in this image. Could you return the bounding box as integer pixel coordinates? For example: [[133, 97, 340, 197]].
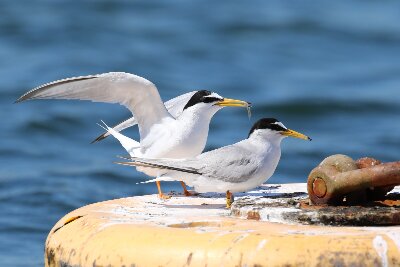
[[183, 90, 222, 110], [248, 118, 287, 137]]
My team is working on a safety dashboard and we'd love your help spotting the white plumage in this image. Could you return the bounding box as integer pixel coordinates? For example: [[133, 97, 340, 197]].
[[17, 72, 250, 197]]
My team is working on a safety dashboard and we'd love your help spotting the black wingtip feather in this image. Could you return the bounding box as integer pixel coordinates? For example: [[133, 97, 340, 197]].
[[90, 132, 108, 144], [15, 75, 99, 104], [137, 160, 202, 175], [14, 95, 30, 103], [116, 159, 202, 176]]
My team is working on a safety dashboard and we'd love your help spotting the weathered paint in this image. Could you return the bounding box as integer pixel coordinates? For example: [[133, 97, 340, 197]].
[[46, 184, 400, 267], [373, 235, 389, 267], [232, 184, 400, 226]]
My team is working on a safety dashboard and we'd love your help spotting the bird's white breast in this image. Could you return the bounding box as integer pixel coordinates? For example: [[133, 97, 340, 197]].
[[139, 112, 210, 159]]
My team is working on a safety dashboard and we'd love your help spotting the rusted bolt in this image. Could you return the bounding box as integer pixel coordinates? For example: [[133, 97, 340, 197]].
[[312, 178, 327, 198], [307, 154, 400, 205]]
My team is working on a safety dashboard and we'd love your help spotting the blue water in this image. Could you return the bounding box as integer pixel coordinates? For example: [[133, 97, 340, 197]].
[[1, 1, 400, 265]]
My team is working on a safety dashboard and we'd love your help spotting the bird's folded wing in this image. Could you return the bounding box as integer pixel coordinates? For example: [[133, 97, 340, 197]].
[[16, 72, 173, 138], [117, 157, 202, 175], [92, 91, 197, 143], [118, 144, 258, 183], [196, 145, 258, 183]]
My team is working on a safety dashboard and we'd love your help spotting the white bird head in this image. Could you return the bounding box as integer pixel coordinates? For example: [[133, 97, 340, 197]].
[[248, 118, 312, 141], [182, 90, 250, 115]]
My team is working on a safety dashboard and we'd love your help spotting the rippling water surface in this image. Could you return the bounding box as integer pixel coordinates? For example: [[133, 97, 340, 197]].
[[1, 1, 400, 265]]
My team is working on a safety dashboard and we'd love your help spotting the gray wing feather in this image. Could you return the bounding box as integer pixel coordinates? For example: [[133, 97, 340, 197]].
[[16, 72, 173, 139], [126, 141, 258, 183], [196, 144, 259, 183]]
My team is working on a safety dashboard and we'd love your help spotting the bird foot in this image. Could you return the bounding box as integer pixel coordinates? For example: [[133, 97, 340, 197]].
[[183, 190, 198, 197], [226, 191, 234, 209], [158, 193, 172, 200]]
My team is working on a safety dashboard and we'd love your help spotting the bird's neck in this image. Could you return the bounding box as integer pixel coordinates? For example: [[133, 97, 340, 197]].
[[248, 132, 284, 149], [179, 107, 219, 125], [247, 133, 283, 177]]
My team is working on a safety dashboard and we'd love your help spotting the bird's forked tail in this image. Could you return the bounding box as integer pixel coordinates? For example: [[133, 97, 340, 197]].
[[97, 120, 140, 156]]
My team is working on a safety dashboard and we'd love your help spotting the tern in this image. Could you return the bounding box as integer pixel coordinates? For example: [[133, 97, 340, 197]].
[[115, 118, 311, 208], [16, 72, 250, 198]]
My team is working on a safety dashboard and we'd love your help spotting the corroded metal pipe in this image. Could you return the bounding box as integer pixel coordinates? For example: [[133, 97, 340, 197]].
[[307, 154, 400, 205]]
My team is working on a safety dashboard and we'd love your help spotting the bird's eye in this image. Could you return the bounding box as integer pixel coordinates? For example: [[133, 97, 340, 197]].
[[202, 97, 221, 103]]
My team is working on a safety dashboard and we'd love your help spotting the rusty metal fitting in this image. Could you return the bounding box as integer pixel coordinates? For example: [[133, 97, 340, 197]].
[[356, 157, 395, 200], [307, 154, 400, 205], [356, 157, 382, 169]]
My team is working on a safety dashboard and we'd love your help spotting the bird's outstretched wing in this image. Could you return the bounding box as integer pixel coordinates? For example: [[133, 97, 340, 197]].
[[16, 72, 173, 139], [91, 91, 197, 143]]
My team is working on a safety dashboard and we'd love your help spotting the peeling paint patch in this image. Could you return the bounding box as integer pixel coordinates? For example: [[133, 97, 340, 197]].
[[373, 235, 388, 267], [53, 215, 83, 233], [222, 233, 249, 259], [386, 231, 400, 252], [256, 239, 267, 251], [185, 252, 193, 266], [284, 229, 364, 236], [258, 207, 300, 224], [233, 233, 249, 244]]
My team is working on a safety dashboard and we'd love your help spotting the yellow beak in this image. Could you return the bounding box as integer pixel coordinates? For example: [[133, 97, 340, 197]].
[[214, 98, 251, 108], [281, 129, 312, 141]]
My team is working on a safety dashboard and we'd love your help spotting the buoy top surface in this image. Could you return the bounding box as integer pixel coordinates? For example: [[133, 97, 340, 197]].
[[46, 183, 400, 267]]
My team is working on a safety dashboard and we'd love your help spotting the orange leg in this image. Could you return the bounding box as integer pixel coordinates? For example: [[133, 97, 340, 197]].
[[180, 181, 195, 196], [226, 190, 234, 208], [156, 181, 171, 199]]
